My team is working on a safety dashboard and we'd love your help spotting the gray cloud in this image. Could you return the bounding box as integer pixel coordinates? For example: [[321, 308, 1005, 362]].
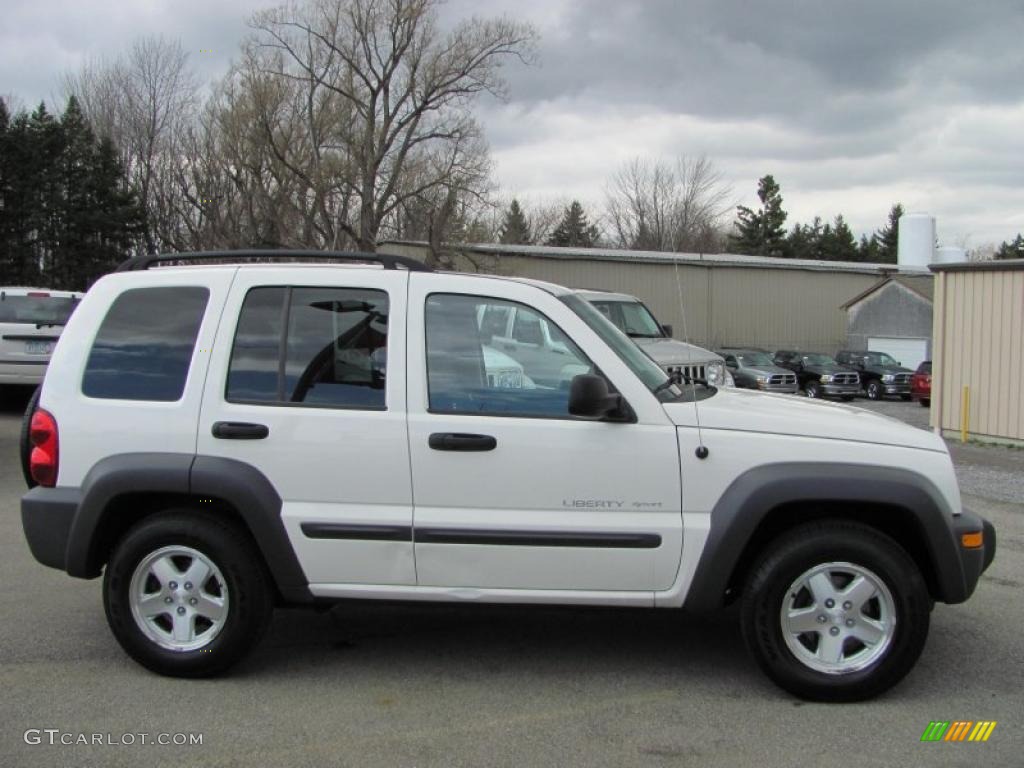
[[2, 0, 1022, 245]]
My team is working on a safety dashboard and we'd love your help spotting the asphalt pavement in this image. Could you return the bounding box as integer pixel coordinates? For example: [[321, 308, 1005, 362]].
[[1, 387, 1021, 768]]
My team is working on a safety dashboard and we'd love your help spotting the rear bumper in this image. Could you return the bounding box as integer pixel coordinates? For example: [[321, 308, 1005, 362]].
[[21, 486, 81, 572], [0, 360, 47, 385]]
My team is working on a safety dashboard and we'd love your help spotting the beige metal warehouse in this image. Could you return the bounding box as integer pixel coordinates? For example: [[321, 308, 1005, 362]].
[[931, 259, 1024, 446], [381, 241, 929, 353]]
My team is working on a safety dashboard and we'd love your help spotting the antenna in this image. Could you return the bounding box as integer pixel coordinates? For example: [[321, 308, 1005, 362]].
[[672, 258, 708, 459]]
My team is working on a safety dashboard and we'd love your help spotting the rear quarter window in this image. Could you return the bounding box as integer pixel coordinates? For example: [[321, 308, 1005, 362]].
[[82, 287, 209, 401]]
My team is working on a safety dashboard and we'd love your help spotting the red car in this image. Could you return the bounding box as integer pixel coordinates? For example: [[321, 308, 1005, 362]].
[[911, 361, 931, 407]]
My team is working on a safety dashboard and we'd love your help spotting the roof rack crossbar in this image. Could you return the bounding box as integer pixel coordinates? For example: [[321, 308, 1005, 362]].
[[115, 249, 432, 273]]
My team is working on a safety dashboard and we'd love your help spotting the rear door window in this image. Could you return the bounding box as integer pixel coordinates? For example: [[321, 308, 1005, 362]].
[[226, 286, 389, 409], [82, 287, 209, 401]]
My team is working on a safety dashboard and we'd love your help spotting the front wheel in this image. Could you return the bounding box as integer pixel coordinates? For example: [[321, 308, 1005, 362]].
[[741, 520, 930, 701], [804, 381, 821, 399], [104, 511, 274, 677], [919, 398, 930, 408], [866, 380, 883, 400]]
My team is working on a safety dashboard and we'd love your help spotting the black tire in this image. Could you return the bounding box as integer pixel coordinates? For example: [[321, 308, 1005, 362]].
[[740, 520, 930, 702], [865, 380, 883, 400], [919, 398, 930, 408], [804, 381, 821, 399], [104, 511, 274, 677], [20, 385, 41, 489]]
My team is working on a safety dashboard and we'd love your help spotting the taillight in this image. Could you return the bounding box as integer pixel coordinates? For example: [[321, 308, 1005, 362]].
[[29, 409, 59, 487]]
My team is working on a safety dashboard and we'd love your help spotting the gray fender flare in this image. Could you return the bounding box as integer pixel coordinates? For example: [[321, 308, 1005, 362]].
[[681, 462, 973, 612], [65, 453, 311, 603]]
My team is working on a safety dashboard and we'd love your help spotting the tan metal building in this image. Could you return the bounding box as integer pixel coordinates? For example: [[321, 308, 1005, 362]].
[[931, 259, 1024, 445], [381, 241, 929, 353]]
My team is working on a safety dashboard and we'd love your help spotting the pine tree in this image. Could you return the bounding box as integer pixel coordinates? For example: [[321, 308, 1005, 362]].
[[858, 233, 881, 262], [730, 174, 787, 256], [820, 214, 858, 262], [995, 233, 1024, 260], [499, 199, 532, 245], [546, 200, 599, 247], [875, 203, 903, 263]]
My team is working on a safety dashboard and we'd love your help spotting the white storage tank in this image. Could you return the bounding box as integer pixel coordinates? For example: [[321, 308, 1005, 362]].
[[898, 213, 936, 268], [934, 245, 967, 265]]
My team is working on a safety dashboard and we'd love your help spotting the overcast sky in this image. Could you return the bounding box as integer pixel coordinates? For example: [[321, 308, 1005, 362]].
[[4, 0, 1023, 247]]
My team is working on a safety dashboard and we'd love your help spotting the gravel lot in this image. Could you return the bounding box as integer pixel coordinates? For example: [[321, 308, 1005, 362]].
[[1, 387, 1021, 768]]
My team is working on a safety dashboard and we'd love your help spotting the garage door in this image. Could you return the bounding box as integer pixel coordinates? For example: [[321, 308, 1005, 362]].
[[868, 337, 928, 370]]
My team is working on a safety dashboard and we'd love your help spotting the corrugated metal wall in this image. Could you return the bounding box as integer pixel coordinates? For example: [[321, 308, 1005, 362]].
[[932, 266, 1024, 443], [381, 242, 886, 352], [477, 254, 878, 353]]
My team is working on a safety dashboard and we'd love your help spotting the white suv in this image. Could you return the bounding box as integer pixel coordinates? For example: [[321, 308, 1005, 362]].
[[1, 287, 81, 387], [20, 251, 995, 701]]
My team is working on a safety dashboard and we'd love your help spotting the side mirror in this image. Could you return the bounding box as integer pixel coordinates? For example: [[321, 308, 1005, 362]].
[[568, 374, 628, 420], [660, 323, 673, 337]]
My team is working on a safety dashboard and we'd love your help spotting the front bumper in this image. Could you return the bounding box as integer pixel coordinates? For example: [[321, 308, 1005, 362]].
[[821, 384, 863, 397], [21, 486, 80, 572], [950, 508, 996, 602], [757, 383, 800, 394], [882, 383, 912, 395]]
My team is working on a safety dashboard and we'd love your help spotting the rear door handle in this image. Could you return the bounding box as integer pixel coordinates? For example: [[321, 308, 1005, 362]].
[[428, 433, 497, 452], [212, 421, 269, 440]]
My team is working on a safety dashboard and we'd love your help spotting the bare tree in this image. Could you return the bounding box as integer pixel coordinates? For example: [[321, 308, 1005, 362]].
[[605, 156, 732, 253], [64, 37, 199, 253], [247, 0, 536, 259]]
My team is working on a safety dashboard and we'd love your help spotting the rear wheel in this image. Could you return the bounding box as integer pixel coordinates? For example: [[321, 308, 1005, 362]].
[[804, 381, 821, 399], [104, 511, 273, 677], [20, 385, 41, 489], [741, 520, 930, 701]]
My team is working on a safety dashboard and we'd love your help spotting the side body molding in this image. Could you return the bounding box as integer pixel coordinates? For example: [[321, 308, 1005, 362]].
[[681, 462, 973, 612]]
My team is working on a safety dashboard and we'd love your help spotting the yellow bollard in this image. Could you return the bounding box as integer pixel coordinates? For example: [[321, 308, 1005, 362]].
[[961, 386, 970, 443]]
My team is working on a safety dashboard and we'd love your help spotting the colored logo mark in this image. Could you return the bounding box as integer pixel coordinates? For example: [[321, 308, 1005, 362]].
[[920, 721, 997, 742]]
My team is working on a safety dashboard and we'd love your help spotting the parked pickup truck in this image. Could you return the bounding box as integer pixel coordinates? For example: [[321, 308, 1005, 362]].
[[20, 250, 994, 702], [574, 290, 731, 388], [835, 350, 914, 401], [773, 350, 862, 400], [718, 348, 799, 394]]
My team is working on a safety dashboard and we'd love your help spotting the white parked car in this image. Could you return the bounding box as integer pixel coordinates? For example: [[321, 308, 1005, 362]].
[[0, 287, 82, 387], [21, 251, 994, 701]]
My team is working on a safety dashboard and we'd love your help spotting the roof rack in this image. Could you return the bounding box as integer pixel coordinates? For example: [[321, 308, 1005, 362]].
[[115, 249, 432, 273]]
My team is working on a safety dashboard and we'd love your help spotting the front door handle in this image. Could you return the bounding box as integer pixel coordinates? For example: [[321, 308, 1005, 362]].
[[428, 433, 497, 452], [212, 421, 269, 440]]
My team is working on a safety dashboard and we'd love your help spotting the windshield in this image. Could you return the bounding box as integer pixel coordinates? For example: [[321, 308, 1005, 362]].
[[0, 293, 78, 326], [588, 299, 663, 338], [737, 351, 774, 366], [561, 294, 687, 402], [801, 353, 835, 366], [865, 352, 899, 367]]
